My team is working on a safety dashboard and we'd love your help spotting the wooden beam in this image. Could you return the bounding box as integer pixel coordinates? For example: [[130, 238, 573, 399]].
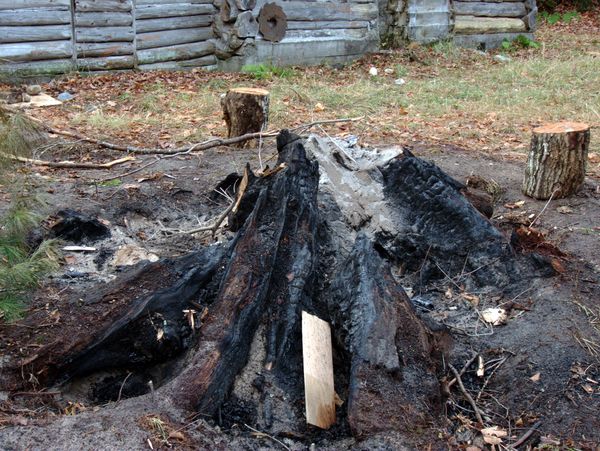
[[0, 25, 71, 43], [302, 311, 336, 430], [0, 8, 71, 25]]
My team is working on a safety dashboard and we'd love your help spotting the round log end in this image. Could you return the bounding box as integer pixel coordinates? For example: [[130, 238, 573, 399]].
[[229, 87, 269, 96], [533, 121, 589, 134]]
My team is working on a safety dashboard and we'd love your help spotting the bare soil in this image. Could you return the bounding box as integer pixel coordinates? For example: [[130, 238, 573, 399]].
[[0, 136, 599, 450]]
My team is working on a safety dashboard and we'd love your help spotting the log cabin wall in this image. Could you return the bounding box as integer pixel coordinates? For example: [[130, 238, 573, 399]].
[[452, 0, 537, 49], [135, 0, 216, 70], [0, 0, 537, 79], [215, 0, 381, 71], [74, 0, 135, 71], [0, 0, 76, 78]]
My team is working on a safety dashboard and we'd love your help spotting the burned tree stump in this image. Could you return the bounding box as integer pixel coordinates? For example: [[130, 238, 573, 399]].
[[523, 122, 590, 200], [221, 87, 269, 148]]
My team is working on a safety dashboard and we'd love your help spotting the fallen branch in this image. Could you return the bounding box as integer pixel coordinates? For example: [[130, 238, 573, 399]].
[[2, 153, 135, 169], [7, 106, 362, 155], [449, 363, 484, 425]]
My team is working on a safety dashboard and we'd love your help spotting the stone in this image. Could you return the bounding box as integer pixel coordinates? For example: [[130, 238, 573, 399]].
[[493, 54, 511, 63], [25, 85, 42, 95]]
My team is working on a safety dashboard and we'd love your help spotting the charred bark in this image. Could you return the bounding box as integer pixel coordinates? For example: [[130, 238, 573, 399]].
[[377, 150, 515, 289], [328, 234, 449, 438], [168, 129, 319, 413]]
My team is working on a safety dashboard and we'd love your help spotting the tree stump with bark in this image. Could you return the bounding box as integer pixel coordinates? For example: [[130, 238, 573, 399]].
[[221, 87, 269, 148], [522, 122, 590, 200]]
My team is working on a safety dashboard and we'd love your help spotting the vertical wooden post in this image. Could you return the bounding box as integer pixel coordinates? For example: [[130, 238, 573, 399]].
[[522, 122, 590, 200], [302, 311, 336, 430]]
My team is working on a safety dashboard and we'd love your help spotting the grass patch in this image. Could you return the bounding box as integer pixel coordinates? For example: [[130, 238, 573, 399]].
[[0, 196, 60, 321], [72, 111, 134, 132], [241, 63, 295, 80]]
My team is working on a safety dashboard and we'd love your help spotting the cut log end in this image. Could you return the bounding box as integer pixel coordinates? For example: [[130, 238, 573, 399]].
[[221, 87, 270, 148], [523, 121, 590, 200], [533, 121, 589, 134]]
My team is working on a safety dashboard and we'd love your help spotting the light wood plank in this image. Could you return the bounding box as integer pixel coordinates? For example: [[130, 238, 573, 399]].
[[302, 311, 335, 430]]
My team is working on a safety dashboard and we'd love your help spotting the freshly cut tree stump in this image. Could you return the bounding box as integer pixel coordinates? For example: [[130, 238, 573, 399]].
[[523, 122, 590, 200], [221, 87, 270, 148]]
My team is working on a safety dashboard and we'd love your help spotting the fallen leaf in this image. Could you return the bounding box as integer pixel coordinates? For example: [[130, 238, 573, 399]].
[[504, 200, 525, 209], [481, 308, 507, 326], [556, 205, 573, 214], [481, 426, 508, 438], [483, 435, 503, 445], [461, 292, 480, 306], [168, 431, 186, 441], [314, 102, 325, 112], [482, 425, 507, 445], [582, 383, 594, 394]]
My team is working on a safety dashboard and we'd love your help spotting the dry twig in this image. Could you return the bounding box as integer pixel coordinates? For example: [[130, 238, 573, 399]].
[[244, 423, 290, 451], [512, 420, 542, 448], [449, 363, 484, 425]]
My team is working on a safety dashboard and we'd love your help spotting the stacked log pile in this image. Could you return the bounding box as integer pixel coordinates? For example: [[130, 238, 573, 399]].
[[452, 0, 537, 49], [74, 0, 135, 71], [0, 0, 75, 78], [135, 0, 216, 71]]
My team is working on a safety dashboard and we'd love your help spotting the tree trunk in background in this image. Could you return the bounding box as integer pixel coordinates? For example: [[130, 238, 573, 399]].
[[221, 87, 269, 148], [522, 122, 590, 200]]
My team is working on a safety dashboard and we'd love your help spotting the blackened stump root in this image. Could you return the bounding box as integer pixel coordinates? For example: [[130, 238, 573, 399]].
[[328, 234, 449, 438]]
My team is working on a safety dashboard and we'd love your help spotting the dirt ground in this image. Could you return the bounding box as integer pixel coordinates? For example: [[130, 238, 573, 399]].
[[0, 132, 598, 449]]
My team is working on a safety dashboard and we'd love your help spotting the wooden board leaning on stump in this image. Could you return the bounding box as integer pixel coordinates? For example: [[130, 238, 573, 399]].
[[523, 122, 590, 200], [221, 87, 269, 148]]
